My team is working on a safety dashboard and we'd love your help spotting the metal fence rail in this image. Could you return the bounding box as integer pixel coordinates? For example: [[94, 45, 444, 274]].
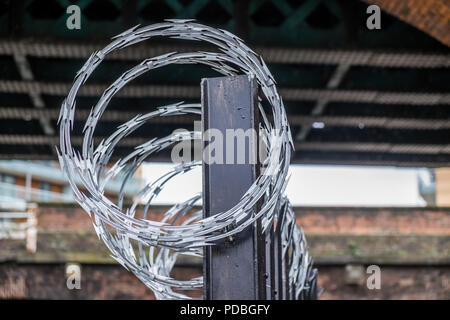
[[0, 181, 73, 203], [0, 205, 37, 253]]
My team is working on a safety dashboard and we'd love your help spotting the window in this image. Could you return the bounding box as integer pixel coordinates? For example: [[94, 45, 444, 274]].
[[0, 173, 16, 198], [39, 181, 51, 202]]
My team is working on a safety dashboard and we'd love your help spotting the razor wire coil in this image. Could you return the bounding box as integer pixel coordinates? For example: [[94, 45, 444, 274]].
[[58, 19, 318, 300]]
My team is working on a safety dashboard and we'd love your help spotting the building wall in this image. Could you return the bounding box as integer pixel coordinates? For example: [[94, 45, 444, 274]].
[[0, 203, 449, 300], [318, 265, 449, 300], [436, 168, 450, 207], [15, 176, 26, 187], [35, 204, 450, 235], [0, 263, 447, 300], [0, 161, 135, 202], [50, 184, 63, 194], [0, 264, 202, 300]]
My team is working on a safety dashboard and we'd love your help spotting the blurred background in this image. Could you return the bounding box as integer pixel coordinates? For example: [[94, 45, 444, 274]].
[[0, 0, 449, 299]]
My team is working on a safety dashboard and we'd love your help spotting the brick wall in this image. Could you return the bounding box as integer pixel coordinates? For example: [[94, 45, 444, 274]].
[[37, 204, 450, 235], [319, 265, 449, 300], [1, 263, 448, 300], [295, 207, 450, 235], [0, 264, 202, 300], [0, 203, 448, 300]]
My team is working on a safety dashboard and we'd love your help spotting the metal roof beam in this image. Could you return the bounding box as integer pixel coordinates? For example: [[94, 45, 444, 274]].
[[293, 142, 450, 154], [1, 107, 450, 130], [12, 54, 55, 136], [296, 63, 351, 141], [0, 40, 448, 68], [0, 135, 147, 147], [290, 155, 450, 168], [0, 134, 449, 155], [0, 152, 446, 167], [1, 80, 449, 105]]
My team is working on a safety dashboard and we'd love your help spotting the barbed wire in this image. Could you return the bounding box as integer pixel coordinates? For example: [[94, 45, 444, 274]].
[[58, 19, 318, 299]]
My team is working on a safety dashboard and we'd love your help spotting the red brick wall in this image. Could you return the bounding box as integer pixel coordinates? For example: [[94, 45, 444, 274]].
[[295, 207, 450, 235], [318, 265, 449, 300], [1, 263, 448, 300], [3, 204, 442, 300], [37, 204, 450, 235], [0, 264, 201, 300], [37, 204, 93, 231]]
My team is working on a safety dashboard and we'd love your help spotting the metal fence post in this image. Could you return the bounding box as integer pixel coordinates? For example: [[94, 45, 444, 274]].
[[201, 74, 266, 299]]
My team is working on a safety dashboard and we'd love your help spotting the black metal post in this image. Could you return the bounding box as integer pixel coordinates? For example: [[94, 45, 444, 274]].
[[201, 75, 266, 300], [274, 202, 288, 300], [265, 224, 275, 299]]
